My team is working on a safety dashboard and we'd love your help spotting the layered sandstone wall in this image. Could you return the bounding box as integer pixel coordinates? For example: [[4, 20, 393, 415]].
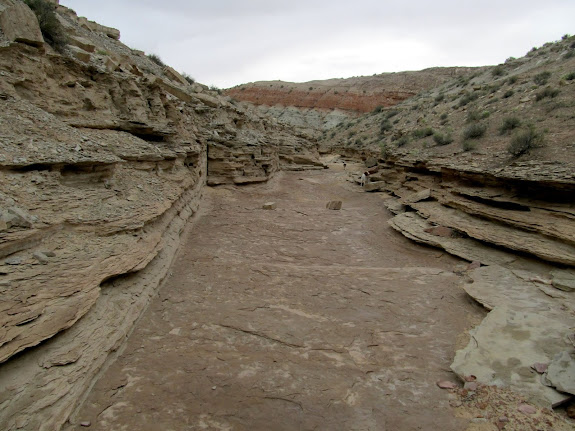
[[0, 2, 321, 429]]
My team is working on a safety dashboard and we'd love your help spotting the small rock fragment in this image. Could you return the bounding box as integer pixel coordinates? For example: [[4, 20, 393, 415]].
[[262, 202, 276, 210], [531, 362, 548, 374], [437, 380, 458, 389], [464, 381, 478, 391], [80, 421, 91, 427], [467, 261, 481, 271], [326, 200, 342, 210], [517, 403, 537, 415], [4, 257, 22, 265], [42, 251, 56, 257], [33, 251, 49, 265]]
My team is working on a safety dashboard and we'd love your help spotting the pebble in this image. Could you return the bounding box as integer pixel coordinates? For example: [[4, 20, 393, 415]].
[[517, 403, 537, 415], [80, 421, 91, 427], [531, 362, 548, 374], [437, 380, 458, 389], [464, 381, 478, 391], [33, 251, 50, 265]]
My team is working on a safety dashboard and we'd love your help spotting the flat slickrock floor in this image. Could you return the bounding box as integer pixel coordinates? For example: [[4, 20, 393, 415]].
[[70, 168, 482, 431]]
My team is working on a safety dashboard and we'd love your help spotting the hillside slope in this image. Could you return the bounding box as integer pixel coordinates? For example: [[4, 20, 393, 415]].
[[317, 35, 575, 411], [225, 67, 483, 132]]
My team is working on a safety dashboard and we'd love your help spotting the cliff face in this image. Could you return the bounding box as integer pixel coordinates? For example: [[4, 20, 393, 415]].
[[224, 68, 483, 132], [0, 2, 320, 430]]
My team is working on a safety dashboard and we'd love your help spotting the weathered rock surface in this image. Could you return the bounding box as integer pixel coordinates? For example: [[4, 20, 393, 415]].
[[451, 265, 575, 407], [0, 1, 44, 47], [543, 351, 575, 396]]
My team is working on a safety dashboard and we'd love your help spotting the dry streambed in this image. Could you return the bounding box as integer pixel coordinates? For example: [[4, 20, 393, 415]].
[[67, 169, 573, 430]]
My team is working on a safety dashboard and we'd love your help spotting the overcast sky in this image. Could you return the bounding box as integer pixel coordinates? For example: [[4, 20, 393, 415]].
[[61, 0, 575, 88]]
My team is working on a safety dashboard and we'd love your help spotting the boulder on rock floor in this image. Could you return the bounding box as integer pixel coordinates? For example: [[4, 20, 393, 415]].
[[326, 200, 342, 210]]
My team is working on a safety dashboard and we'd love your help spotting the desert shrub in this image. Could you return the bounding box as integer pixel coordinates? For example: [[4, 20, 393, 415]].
[[492, 65, 506, 77], [564, 72, 575, 81], [466, 110, 481, 123], [533, 71, 551, 86], [380, 120, 393, 133], [372, 105, 383, 113], [507, 76, 518, 85], [499, 117, 521, 134], [462, 141, 477, 152], [433, 132, 453, 146], [147, 53, 165, 67], [440, 112, 448, 120], [458, 92, 479, 107], [395, 136, 409, 147], [434, 93, 445, 103], [385, 109, 400, 119], [565, 50, 575, 59], [467, 110, 490, 123], [535, 87, 560, 101], [380, 142, 391, 158], [507, 126, 541, 157], [23, 0, 67, 52], [182, 73, 195, 84], [463, 123, 487, 140], [503, 89, 514, 98], [412, 127, 434, 139], [209, 85, 222, 94]]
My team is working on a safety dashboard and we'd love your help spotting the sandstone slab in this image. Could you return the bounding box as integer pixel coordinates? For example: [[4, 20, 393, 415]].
[[543, 351, 575, 395], [67, 35, 95, 53], [0, 2, 44, 47], [388, 212, 516, 265], [452, 266, 575, 407], [363, 181, 386, 192]]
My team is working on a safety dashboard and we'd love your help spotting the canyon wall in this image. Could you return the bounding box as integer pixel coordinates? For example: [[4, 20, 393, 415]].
[[0, 2, 320, 430]]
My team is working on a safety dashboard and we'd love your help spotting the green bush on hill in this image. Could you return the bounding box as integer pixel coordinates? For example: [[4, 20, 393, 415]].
[[507, 126, 542, 157]]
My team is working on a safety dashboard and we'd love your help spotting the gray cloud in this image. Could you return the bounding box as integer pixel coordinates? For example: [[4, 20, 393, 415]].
[[62, 0, 575, 87]]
